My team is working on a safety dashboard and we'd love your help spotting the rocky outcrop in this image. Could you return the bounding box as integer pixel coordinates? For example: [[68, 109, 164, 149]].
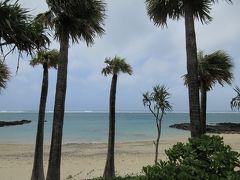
[[169, 122, 240, 134], [0, 120, 31, 127]]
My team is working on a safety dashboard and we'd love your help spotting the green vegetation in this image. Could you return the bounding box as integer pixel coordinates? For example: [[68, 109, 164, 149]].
[[0, 59, 11, 92], [143, 85, 172, 164], [183, 50, 234, 133], [142, 135, 240, 180], [93, 135, 240, 180], [102, 56, 133, 179], [0, 0, 48, 56]]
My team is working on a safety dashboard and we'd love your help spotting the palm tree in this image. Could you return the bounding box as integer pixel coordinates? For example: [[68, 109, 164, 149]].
[[184, 50, 233, 133], [37, 1, 106, 179], [145, 0, 233, 137], [102, 56, 132, 179], [30, 49, 59, 180], [0, 59, 11, 93], [231, 86, 240, 111], [143, 85, 172, 164], [0, 0, 49, 57]]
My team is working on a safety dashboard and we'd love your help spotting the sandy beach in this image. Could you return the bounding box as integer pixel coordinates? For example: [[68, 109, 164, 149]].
[[0, 134, 239, 180]]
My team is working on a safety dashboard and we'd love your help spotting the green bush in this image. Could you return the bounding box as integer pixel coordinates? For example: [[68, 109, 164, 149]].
[[143, 135, 240, 180]]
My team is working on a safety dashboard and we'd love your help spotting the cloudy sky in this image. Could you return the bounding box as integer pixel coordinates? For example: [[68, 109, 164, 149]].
[[1, 0, 240, 112]]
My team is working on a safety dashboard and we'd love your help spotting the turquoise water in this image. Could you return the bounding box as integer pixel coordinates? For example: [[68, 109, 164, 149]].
[[0, 112, 239, 144]]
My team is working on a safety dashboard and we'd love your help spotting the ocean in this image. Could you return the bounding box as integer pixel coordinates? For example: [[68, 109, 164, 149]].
[[0, 112, 239, 144]]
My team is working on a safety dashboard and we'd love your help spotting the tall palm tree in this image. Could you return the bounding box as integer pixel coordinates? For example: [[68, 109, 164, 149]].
[[0, 0, 49, 57], [102, 56, 132, 179], [145, 0, 233, 137], [184, 50, 233, 133], [30, 49, 59, 180], [0, 59, 11, 93], [37, 1, 106, 179]]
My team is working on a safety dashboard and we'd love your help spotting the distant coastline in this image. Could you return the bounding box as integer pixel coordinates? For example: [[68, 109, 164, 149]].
[[0, 110, 239, 113]]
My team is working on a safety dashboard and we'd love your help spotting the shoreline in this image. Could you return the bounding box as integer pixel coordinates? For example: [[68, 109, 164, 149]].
[[0, 134, 239, 180]]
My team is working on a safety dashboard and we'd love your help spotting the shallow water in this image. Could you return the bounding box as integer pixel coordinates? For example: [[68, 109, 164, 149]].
[[0, 112, 239, 144]]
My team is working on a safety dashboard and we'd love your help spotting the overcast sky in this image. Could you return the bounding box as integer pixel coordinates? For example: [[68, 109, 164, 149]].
[[1, 0, 240, 112]]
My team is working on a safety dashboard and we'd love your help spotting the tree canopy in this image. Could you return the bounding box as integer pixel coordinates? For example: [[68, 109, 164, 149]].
[[145, 0, 232, 26], [102, 56, 133, 76], [30, 49, 59, 69], [37, 0, 106, 46], [0, 0, 49, 57], [183, 50, 234, 91]]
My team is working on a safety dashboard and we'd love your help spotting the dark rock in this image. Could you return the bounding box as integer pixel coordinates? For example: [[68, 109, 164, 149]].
[[0, 120, 31, 127], [169, 122, 240, 134]]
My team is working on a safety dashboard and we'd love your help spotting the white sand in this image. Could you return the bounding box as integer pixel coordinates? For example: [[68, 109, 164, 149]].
[[0, 134, 239, 180]]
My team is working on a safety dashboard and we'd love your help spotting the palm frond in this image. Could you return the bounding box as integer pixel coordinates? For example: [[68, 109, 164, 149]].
[[201, 50, 233, 89], [146, 0, 183, 27], [183, 50, 233, 91], [0, 0, 49, 55], [30, 49, 59, 69], [143, 84, 172, 113], [231, 86, 240, 111], [233, 86, 240, 95], [102, 56, 133, 76], [46, 0, 106, 46], [145, 0, 233, 26], [0, 59, 11, 92], [143, 92, 151, 107]]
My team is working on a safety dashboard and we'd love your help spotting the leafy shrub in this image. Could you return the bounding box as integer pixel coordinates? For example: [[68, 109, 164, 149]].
[[143, 135, 240, 180]]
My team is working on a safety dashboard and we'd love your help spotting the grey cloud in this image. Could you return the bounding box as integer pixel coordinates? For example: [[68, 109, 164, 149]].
[[1, 0, 239, 112]]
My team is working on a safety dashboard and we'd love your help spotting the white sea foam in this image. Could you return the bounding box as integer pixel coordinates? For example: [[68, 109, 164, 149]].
[[0, 110, 26, 113]]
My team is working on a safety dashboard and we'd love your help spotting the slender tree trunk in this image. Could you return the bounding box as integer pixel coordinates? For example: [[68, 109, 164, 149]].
[[200, 82, 207, 134], [154, 124, 160, 165], [46, 28, 69, 180], [184, 4, 201, 138], [31, 64, 48, 180], [154, 112, 163, 165], [103, 74, 118, 179]]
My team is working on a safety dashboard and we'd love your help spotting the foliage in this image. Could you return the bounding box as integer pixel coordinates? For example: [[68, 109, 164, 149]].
[[142, 135, 240, 180], [145, 0, 232, 27], [231, 86, 240, 110], [30, 49, 59, 69], [143, 85, 172, 113], [0, 59, 11, 92], [37, 0, 106, 45], [183, 50, 234, 91], [0, 0, 49, 56], [102, 56, 133, 76]]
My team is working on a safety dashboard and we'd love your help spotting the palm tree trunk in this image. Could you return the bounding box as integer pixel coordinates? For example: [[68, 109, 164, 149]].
[[31, 64, 48, 180], [103, 74, 118, 179], [200, 82, 207, 134], [46, 27, 69, 180], [184, 4, 201, 138]]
